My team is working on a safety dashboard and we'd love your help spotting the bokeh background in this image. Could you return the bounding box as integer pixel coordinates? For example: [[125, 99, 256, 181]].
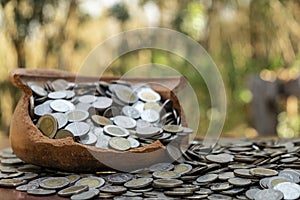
[[1, 0, 300, 138]]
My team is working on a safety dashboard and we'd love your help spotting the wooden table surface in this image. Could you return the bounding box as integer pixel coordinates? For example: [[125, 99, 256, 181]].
[[0, 135, 65, 200]]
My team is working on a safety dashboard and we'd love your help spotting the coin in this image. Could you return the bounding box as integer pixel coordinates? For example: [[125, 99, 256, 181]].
[[92, 97, 113, 110], [164, 190, 193, 196], [78, 95, 97, 104], [218, 172, 235, 180], [273, 182, 300, 200], [103, 125, 129, 137], [210, 182, 233, 191], [206, 153, 234, 164], [109, 137, 131, 151], [65, 122, 90, 137], [67, 110, 89, 122], [52, 79, 71, 91], [106, 173, 133, 185], [48, 91, 67, 99], [127, 137, 140, 148], [136, 126, 162, 138], [0, 179, 27, 187], [99, 185, 127, 194], [113, 115, 136, 129], [66, 174, 81, 184], [152, 179, 183, 188], [27, 188, 56, 196], [91, 115, 113, 126], [137, 88, 161, 102], [54, 129, 73, 139], [124, 178, 153, 189], [50, 99, 75, 112], [29, 83, 48, 96], [34, 102, 53, 116], [51, 113, 68, 129], [250, 168, 278, 177], [228, 177, 252, 186], [149, 163, 174, 172], [39, 177, 70, 189], [254, 189, 284, 200], [114, 85, 138, 104], [141, 109, 160, 123], [75, 177, 105, 189], [152, 171, 181, 179], [16, 183, 39, 191], [79, 132, 98, 145], [70, 188, 99, 200], [122, 106, 140, 119], [208, 194, 232, 200], [36, 114, 58, 138], [58, 185, 89, 197], [196, 174, 218, 183], [163, 125, 184, 133], [246, 188, 261, 200]]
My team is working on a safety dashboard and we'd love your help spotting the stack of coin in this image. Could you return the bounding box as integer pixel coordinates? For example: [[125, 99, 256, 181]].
[[28, 79, 193, 151], [1, 138, 300, 199]]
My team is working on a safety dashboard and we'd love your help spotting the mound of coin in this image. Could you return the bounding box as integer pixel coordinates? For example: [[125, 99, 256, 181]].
[[9, 68, 189, 172], [27, 78, 191, 150], [1, 138, 300, 200]]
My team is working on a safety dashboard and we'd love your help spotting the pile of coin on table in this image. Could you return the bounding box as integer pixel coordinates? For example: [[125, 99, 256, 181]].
[[1, 138, 300, 199], [27, 79, 193, 151]]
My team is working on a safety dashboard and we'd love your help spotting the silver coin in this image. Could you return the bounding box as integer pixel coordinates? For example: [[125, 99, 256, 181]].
[[132, 101, 145, 114], [75, 102, 91, 111], [206, 153, 234, 164], [254, 189, 284, 200], [65, 122, 90, 137], [124, 177, 153, 189], [27, 188, 56, 196], [246, 188, 261, 200], [64, 90, 76, 99], [136, 126, 162, 138], [122, 106, 141, 119], [16, 183, 39, 191], [152, 171, 181, 179], [48, 91, 67, 99], [228, 177, 252, 186], [99, 185, 127, 194], [103, 125, 129, 137], [273, 182, 300, 200], [52, 79, 72, 91], [106, 173, 134, 185], [66, 109, 89, 122], [149, 163, 174, 172], [95, 133, 110, 149], [29, 84, 48, 96], [93, 97, 113, 110], [70, 189, 99, 200], [113, 115, 136, 129], [208, 194, 232, 200], [127, 137, 140, 148], [136, 119, 152, 129], [152, 178, 183, 188], [196, 174, 218, 183], [78, 95, 97, 104], [51, 113, 68, 129], [50, 99, 75, 112], [58, 185, 89, 197], [173, 164, 193, 175], [79, 132, 98, 145], [141, 109, 160, 123], [34, 102, 53, 116]]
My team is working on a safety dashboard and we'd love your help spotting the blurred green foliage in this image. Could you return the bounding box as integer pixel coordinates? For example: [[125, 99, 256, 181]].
[[1, 0, 300, 137]]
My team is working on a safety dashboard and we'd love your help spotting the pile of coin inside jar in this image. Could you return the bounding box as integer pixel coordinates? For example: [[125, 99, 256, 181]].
[[28, 79, 192, 151], [1, 138, 300, 200]]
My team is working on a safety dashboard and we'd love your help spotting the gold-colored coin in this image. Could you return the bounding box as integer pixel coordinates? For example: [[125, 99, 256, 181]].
[[54, 129, 73, 139], [37, 114, 58, 138], [91, 115, 113, 126]]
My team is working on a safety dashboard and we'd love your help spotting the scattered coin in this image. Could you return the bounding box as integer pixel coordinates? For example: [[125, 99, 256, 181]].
[[273, 182, 300, 200], [80, 132, 98, 145], [91, 115, 113, 126], [39, 177, 70, 189], [99, 185, 127, 194], [75, 177, 105, 189], [127, 137, 140, 148], [122, 106, 140, 119], [137, 88, 161, 102], [70, 188, 99, 200], [250, 168, 278, 177], [254, 189, 284, 200], [0, 179, 27, 187], [48, 91, 67, 99], [228, 177, 252, 186], [206, 153, 234, 164], [54, 129, 74, 139], [51, 113, 68, 129], [141, 109, 160, 123], [113, 115, 136, 129], [106, 173, 134, 185], [163, 125, 184, 133], [149, 163, 174, 172], [27, 188, 57, 196], [152, 171, 181, 179], [58, 185, 89, 197], [50, 99, 75, 112], [124, 178, 153, 189], [173, 163, 193, 175], [196, 174, 218, 183]]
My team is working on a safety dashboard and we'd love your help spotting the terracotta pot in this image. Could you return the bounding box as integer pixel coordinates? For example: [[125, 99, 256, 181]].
[[9, 68, 187, 172]]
